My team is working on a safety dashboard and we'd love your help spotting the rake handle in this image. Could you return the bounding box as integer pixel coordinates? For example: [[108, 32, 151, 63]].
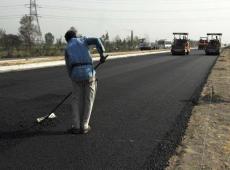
[[50, 92, 73, 114]]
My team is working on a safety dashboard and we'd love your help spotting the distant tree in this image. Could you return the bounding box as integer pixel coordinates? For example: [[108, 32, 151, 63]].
[[101, 32, 109, 42], [0, 28, 5, 36], [114, 35, 121, 42], [93, 33, 141, 52], [100, 32, 110, 51], [125, 36, 132, 50], [144, 34, 150, 43], [0, 28, 6, 47], [45, 32, 54, 45], [133, 36, 140, 49], [55, 37, 66, 55], [19, 15, 39, 48], [1, 34, 22, 57], [114, 35, 121, 50], [55, 37, 63, 48]]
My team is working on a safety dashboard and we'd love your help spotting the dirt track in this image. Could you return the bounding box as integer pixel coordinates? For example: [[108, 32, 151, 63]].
[[167, 48, 230, 169]]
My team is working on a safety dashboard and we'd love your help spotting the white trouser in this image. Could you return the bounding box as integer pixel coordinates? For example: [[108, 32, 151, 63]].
[[71, 80, 97, 129]]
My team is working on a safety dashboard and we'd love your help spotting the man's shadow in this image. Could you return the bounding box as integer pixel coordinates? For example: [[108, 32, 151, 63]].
[[0, 124, 70, 140]]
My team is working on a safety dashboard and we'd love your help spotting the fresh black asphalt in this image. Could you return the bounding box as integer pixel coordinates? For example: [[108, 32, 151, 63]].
[[0, 50, 217, 169]]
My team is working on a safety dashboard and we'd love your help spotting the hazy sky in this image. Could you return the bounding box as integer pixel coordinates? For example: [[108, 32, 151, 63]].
[[0, 0, 230, 43]]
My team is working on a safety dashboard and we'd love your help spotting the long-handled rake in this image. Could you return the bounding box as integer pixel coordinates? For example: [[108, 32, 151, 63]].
[[36, 55, 109, 124], [36, 92, 72, 123]]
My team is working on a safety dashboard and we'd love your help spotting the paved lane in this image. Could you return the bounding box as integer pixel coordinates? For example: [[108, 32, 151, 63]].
[[0, 50, 217, 169]]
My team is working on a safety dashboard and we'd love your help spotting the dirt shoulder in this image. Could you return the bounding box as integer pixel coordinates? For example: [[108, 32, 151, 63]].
[[0, 50, 165, 66], [167, 48, 230, 169]]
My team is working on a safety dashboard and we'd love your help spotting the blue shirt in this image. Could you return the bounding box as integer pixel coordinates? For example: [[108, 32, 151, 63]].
[[65, 37, 105, 81]]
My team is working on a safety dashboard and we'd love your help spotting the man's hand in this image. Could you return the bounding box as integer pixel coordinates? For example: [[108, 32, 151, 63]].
[[94, 55, 109, 70], [100, 54, 106, 63]]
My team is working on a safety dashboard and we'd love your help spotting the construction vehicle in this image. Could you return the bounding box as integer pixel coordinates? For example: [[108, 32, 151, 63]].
[[171, 33, 190, 55], [139, 38, 152, 50], [198, 37, 208, 50], [205, 33, 222, 55]]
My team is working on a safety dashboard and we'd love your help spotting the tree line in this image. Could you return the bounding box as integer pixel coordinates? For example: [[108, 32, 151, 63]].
[[0, 15, 144, 59], [0, 15, 66, 58]]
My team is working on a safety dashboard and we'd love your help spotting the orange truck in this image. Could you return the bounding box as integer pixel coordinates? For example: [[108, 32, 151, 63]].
[[198, 37, 208, 50], [171, 33, 190, 55]]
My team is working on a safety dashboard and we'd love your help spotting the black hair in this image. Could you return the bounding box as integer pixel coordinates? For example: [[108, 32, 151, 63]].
[[65, 30, 77, 42]]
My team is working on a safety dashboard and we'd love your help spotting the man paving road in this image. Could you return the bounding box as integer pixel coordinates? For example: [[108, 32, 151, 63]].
[[64, 30, 106, 134]]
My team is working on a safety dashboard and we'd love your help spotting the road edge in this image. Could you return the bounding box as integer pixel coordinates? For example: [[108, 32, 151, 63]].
[[0, 50, 169, 73], [142, 54, 219, 169]]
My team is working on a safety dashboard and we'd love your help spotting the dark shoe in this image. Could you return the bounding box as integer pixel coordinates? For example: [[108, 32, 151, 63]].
[[67, 126, 81, 134], [80, 125, 91, 134]]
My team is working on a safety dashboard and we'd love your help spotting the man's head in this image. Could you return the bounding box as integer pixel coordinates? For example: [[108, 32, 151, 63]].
[[65, 30, 77, 42]]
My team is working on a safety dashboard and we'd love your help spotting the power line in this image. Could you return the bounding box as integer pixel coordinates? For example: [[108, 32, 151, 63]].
[[37, 15, 230, 24], [1, 4, 229, 13], [38, 0, 230, 5], [39, 5, 230, 13], [0, 5, 24, 8], [0, 14, 229, 21]]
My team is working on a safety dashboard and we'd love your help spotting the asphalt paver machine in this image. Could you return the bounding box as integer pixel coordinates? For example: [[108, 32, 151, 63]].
[[205, 33, 222, 55], [171, 32, 190, 55]]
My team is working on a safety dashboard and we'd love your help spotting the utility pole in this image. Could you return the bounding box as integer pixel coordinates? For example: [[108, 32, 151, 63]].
[[131, 30, 134, 49], [29, 0, 42, 43]]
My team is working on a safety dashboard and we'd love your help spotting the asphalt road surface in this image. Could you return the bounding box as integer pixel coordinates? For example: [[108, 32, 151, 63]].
[[0, 50, 217, 169]]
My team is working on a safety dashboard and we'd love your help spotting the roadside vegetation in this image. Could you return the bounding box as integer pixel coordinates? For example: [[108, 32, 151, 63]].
[[0, 15, 145, 59]]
